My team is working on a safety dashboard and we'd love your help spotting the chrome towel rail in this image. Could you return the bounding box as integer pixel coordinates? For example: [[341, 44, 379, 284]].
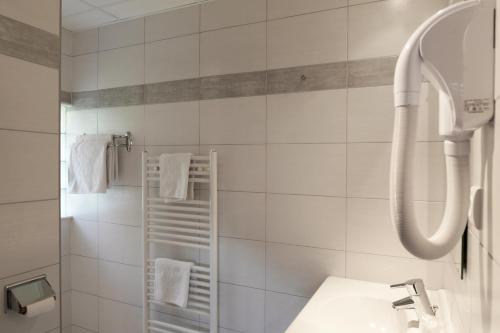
[[109, 131, 132, 152]]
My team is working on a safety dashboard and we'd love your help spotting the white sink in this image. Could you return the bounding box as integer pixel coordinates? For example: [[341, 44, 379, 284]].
[[308, 297, 410, 332], [286, 277, 454, 333]]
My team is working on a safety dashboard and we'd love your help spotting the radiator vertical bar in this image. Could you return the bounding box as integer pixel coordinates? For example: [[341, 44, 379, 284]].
[[209, 150, 218, 332], [142, 151, 149, 333]]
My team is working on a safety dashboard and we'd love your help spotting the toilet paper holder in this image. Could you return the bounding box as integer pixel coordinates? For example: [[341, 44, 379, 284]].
[[4, 275, 56, 315]]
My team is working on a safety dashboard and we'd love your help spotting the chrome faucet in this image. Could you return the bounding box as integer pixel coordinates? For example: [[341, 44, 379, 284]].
[[390, 279, 437, 320]]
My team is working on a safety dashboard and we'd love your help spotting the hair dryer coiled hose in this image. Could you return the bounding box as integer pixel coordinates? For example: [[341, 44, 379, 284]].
[[390, 106, 469, 260]]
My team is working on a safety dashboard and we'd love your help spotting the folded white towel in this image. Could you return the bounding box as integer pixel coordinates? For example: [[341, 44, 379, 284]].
[[107, 142, 119, 185], [159, 153, 193, 202], [154, 258, 193, 308], [68, 134, 112, 194]]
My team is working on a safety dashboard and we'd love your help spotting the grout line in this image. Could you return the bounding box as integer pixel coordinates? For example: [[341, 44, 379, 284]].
[[344, 3, 350, 278], [201, 18, 267, 33], [196, 5, 202, 325], [69, 253, 141, 269], [0, 262, 60, 282], [217, 236, 452, 263], [264, 1, 269, 328], [99, 220, 141, 229], [66, 190, 447, 202], [72, 31, 199, 57], [0, 198, 59, 207], [66, 0, 381, 38], [146, 31, 200, 45], [65, 189, 446, 203], [264, 240, 345, 253], [219, 280, 310, 300], [79, 0, 120, 18], [467, 229, 500, 268], [198, 3, 202, 150], [99, 40, 145, 54], [94, 30, 102, 327], [62, 141, 445, 148], [44, 327, 60, 333], [0, 128, 59, 135], [71, 290, 211, 328], [71, 323, 98, 333], [345, 250, 452, 264]]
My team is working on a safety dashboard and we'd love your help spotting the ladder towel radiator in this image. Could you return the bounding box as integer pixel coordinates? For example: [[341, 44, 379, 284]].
[[142, 151, 218, 333]]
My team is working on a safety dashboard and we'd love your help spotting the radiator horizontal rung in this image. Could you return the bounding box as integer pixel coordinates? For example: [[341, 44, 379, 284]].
[[147, 225, 210, 236], [147, 204, 210, 214], [147, 211, 210, 221], [148, 218, 210, 229], [148, 238, 210, 249], [147, 198, 210, 206], [147, 177, 210, 183]]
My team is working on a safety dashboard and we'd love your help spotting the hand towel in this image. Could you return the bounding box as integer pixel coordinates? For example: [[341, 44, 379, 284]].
[[159, 153, 192, 202], [68, 134, 112, 194], [154, 258, 193, 308], [106, 142, 119, 187]]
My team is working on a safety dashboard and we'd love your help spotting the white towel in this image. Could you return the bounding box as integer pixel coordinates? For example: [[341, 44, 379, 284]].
[[154, 258, 193, 308], [159, 153, 192, 202], [107, 142, 119, 185], [68, 134, 112, 194]]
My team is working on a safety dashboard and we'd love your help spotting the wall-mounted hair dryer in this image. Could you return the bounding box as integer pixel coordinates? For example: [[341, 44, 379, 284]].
[[390, 0, 495, 260]]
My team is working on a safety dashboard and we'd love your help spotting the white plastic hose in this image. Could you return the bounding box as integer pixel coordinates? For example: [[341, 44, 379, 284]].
[[390, 106, 470, 260]]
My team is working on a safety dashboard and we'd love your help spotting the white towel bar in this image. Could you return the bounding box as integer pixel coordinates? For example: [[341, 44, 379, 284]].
[[148, 218, 210, 229]]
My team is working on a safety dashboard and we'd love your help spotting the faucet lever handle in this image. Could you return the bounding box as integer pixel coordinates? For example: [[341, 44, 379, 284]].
[[392, 296, 415, 311], [390, 279, 424, 295], [390, 282, 408, 289], [390, 279, 423, 288]]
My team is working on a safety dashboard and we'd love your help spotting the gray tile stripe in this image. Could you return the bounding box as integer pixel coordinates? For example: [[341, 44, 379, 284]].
[[60, 90, 71, 105], [71, 90, 100, 109], [101, 85, 144, 107], [69, 56, 397, 110], [200, 71, 267, 100], [348, 56, 397, 88], [267, 62, 347, 94], [146, 78, 199, 104], [0, 14, 59, 69]]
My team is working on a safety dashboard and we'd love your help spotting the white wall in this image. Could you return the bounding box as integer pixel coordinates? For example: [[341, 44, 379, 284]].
[[0, 1, 61, 332], [63, 1, 455, 332]]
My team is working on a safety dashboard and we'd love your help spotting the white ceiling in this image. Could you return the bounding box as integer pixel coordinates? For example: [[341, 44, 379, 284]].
[[62, 0, 210, 31]]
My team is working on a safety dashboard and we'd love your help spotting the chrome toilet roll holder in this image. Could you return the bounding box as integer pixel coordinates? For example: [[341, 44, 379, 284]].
[[4, 275, 56, 316]]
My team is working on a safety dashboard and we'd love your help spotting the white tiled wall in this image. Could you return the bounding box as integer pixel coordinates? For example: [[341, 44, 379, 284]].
[[145, 102, 199, 145], [267, 8, 347, 69], [200, 22, 267, 76], [200, 96, 266, 144], [0, 54, 59, 133], [98, 45, 145, 89], [146, 7, 199, 42], [72, 53, 98, 92], [0, 2, 60, 333], [64, 1, 453, 332], [348, 0, 446, 60], [145, 34, 199, 83], [267, 90, 346, 143], [0, 0, 60, 35]]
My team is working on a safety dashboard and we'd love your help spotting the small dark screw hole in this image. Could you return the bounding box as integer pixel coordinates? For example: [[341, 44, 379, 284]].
[[300, 75, 307, 81]]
